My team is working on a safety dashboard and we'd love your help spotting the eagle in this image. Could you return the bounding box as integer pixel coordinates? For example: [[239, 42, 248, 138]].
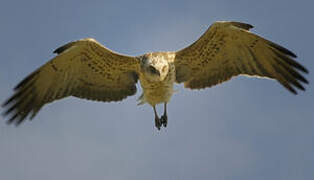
[[2, 21, 309, 130]]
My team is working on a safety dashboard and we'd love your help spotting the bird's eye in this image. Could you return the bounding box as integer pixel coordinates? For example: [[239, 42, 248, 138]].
[[148, 65, 158, 74]]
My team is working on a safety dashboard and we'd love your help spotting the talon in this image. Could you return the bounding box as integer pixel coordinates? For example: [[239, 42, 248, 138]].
[[161, 115, 168, 127], [155, 117, 162, 130], [161, 103, 168, 128], [153, 105, 162, 130]]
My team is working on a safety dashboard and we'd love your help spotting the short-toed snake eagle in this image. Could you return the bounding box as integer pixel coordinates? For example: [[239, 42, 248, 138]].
[[2, 21, 309, 130]]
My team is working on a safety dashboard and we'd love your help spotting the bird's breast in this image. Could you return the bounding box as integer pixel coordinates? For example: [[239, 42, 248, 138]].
[[138, 64, 176, 106]]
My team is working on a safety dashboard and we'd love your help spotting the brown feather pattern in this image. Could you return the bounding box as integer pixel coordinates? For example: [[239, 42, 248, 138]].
[[2, 21, 309, 126], [174, 21, 308, 93], [2, 38, 139, 125]]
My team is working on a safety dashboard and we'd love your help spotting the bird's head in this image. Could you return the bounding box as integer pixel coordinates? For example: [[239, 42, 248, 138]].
[[139, 53, 170, 82]]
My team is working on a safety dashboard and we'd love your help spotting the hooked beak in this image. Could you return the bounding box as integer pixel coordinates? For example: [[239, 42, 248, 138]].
[[156, 71, 161, 77]]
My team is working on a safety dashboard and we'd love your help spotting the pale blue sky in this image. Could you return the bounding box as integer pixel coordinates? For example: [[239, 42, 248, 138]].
[[0, 0, 313, 180]]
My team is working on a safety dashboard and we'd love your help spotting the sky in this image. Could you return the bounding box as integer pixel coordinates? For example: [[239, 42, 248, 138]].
[[0, 0, 313, 180]]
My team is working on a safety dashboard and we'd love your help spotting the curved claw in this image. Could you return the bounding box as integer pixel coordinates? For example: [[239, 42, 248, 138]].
[[155, 116, 162, 130], [161, 115, 168, 127]]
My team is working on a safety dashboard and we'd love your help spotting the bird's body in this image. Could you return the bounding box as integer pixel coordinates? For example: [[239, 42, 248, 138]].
[[2, 21, 309, 130], [137, 52, 176, 106]]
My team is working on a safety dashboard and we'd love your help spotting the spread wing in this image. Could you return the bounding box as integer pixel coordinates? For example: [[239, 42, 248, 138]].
[[2, 38, 140, 125], [174, 21, 308, 93]]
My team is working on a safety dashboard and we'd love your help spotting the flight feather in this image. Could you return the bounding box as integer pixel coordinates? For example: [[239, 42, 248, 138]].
[[174, 21, 308, 93], [2, 38, 139, 125]]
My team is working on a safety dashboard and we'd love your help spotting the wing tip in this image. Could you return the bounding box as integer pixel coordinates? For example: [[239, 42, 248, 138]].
[[302, 67, 309, 74], [53, 41, 76, 54], [230, 21, 254, 30], [269, 42, 298, 58], [271, 48, 309, 74]]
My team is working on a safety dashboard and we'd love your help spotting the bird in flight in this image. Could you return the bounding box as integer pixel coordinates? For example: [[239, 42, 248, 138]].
[[2, 21, 309, 130]]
